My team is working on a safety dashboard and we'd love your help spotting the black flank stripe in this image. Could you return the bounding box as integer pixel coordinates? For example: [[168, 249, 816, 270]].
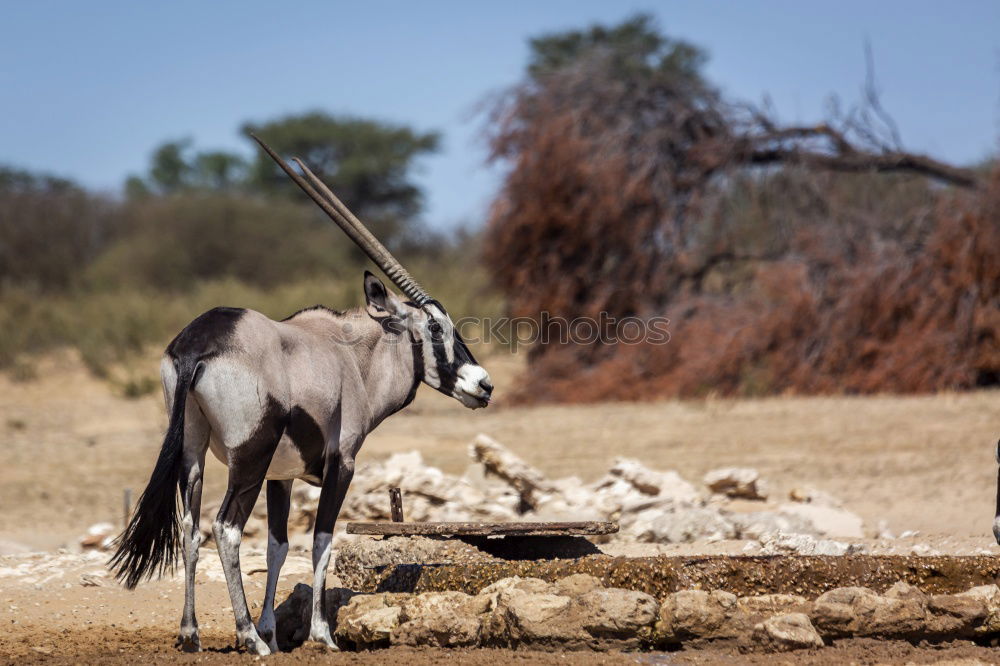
[[287, 405, 326, 483], [221, 394, 287, 526]]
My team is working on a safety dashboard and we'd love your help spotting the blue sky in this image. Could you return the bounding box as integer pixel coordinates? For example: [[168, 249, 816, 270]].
[[2, 1, 998, 229]]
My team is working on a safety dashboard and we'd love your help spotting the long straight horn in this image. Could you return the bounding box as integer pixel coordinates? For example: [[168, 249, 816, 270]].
[[250, 134, 430, 306], [289, 157, 430, 305]]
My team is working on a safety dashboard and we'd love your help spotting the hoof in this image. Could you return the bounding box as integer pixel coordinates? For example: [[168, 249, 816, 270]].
[[258, 627, 278, 654], [175, 632, 201, 653], [239, 632, 272, 656], [308, 628, 339, 651]]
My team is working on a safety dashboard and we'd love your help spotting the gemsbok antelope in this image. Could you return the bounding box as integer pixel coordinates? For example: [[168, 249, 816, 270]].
[[109, 136, 493, 655]]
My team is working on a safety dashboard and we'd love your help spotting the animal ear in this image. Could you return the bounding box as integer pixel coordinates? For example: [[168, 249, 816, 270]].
[[364, 271, 407, 318], [364, 271, 390, 310]]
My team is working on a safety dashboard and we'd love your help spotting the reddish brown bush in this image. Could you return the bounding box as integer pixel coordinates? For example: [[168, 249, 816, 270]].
[[483, 51, 997, 403], [490, 171, 999, 402]]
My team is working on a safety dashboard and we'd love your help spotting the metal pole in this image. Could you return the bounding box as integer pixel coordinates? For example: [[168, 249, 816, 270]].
[[389, 487, 404, 522], [123, 487, 133, 526]]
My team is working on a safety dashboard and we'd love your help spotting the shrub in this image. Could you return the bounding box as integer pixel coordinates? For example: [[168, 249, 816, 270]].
[[84, 194, 360, 291], [492, 170, 999, 402]]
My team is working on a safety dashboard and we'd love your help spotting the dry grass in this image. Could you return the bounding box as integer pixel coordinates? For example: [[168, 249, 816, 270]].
[[0, 260, 503, 385]]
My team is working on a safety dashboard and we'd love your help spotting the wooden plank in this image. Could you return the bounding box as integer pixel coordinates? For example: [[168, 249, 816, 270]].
[[346, 521, 618, 537]]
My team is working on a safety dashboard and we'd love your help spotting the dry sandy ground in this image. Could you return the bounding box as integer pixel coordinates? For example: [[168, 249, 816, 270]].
[[2, 351, 1000, 664], [2, 350, 998, 549], [3, 550, 1000, 664]]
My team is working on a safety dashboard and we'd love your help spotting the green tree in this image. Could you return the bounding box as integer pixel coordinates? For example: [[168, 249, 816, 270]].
[[241, 112, 439, 241], [527, 13, 706, 81], [193, 151, 248, 191], [148, 139, 194, 193], [131, 139, 248, 195]]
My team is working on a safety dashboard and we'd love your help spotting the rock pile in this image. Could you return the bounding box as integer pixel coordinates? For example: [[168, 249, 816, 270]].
[[275, 574, 660, 651], [273, 576, 1000, 653], [83, 434, 866, 551], [291, 434, 865, 548]]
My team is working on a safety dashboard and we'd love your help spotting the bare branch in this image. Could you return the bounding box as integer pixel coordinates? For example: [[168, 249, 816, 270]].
[[741, 137, 980, 189], [862, 41, 903, 150]]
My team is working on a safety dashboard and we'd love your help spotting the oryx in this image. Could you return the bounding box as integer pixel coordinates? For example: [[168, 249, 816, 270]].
[[109, 136, 493, 655]]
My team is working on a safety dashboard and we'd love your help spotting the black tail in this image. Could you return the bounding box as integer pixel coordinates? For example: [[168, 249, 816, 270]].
[[109, 359, 195, 589]]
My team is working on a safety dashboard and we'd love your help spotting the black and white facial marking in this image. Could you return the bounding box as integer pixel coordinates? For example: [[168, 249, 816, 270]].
[[363, 272, 493, 409], [419, 301, 492, 408]]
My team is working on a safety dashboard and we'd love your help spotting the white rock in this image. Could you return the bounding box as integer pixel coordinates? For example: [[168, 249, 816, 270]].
[[788, 486, 843, 507], [728, 510, 820, 540], [759, 532, 815, 554], [875, 520, 895, 539], [383, 451, 423, 484], [758, 531, 864, 556], [79, 522, 115, 550], [469, 434, 556, 510], [588, 476, 646, 516], [610, 458, 700, 502], [86, 522, 114, 536], [451, 481, 488, 508], [814, 539, 865, 556], [461, 462, 511, 497], [704, 467, 768, 500], [911, 543, 940, 556], [642, 508, 736, 544], [751, 613, 824, 651], [620, 494, 681, 516], [778, 503, 864, 538], [338, 599, 402, 646]]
